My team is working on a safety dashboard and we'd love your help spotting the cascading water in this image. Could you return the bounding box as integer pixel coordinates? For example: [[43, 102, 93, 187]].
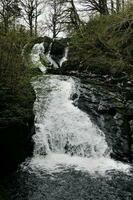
[[29, 43, 130, 175], [31, 43, 46, 73], [59, 47, 69, 67]]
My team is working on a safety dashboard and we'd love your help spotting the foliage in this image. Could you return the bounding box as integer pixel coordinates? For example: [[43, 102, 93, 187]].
[[69, 4, 133, 76], [0, 29, 36, 122], [0, 0, 21, 33]]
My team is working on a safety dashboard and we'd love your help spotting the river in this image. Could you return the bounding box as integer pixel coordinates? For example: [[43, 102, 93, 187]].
[[0, 43, 133, 200]]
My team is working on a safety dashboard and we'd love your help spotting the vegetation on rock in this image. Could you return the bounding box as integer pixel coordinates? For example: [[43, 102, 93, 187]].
[[67, 3, 133, 77]]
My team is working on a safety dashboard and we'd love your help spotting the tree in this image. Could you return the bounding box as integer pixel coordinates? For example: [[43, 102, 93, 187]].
[[122, 0, 125, 11], [21, 0, 42, 36], [0, 0, 21, 33], [81, 0, 109, 15], [45, 0, 66, 38], [34, 0, 43, 36], [67, 0, 82, 30], [111, 0, 115, 13], [116, 0, 121, 12]]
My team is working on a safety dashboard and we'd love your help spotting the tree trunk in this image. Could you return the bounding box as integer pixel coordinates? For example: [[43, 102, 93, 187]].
[[35, 0, 38, 36], [111, 0, 114, 13], [99, 0, 109, 15], [70, 0, 82, 29], [4, 18, 9, 33], [122, 0, 125, 11], [116, 0, 121, 13], [29, 20, 33, 37]]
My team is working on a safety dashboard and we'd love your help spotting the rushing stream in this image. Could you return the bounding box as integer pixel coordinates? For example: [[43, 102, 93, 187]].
[[0, 43, 133, 200]]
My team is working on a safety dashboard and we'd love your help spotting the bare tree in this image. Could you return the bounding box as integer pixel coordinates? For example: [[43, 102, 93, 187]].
[[110, 0, 115, 13], [80, 0, 109, 15], [21, 0, 42, 36], [67, 0, 82, 30], [121, 0, 125, 11], [45, 0, 66, 38], [116, 0, 121, 12], [0, 0, 21, 33], [34, 0, 43, 36], [55, 0, 84, 33]]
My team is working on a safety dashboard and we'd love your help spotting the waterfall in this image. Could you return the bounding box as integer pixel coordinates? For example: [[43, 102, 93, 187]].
[[31, 43, 46, 73], [46, 42, 69, 68], [46, 42, 59, 68], [59, 47, 69, 67], [31, 41, 69, 71], [33, 76, 109, 158], [29, 43, 130, 175]]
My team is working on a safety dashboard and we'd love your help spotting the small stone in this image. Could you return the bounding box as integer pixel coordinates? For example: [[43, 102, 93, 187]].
[[129, 120, 133, 132], [114, 113, 124, 126], [126, 101, 133, 117]]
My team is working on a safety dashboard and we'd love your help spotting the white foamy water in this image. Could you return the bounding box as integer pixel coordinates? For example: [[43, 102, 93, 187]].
[[29, 153, 130, 175], [30, 75, 130, 176], [31, 42, 68, 71], [60, 47, 69, 67], [31, 43, 46, 72]]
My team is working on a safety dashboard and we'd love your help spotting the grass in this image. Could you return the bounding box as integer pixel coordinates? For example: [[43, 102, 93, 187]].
[[69, 3, 133, 76]]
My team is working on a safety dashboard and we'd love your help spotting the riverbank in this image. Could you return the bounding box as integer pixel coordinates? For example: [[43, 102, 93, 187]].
[[0, 31, 39, 176]]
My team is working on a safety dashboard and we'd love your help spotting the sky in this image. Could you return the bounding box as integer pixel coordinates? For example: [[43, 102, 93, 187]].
[[36, 0, 89, 37]]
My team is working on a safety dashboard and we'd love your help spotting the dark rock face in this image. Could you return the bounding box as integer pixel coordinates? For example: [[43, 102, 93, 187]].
[[43, 36, 52, 54], [50, 40, 66, 58], [50, 39, 68, 66], [72, 75, 133, 163], [44, 38, 69, 70], [0, 118, 35, 176]]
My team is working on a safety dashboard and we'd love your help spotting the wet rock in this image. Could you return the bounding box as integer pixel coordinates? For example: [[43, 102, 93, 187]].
[[129, 120, 133, 132], [38, 146, 47, 156], [126, 101, 133, 118], [98, 100, 116, 115], [114, 113, 124, 126], [50, 38, 68, 64], [74, 76, 132, 163], [71, 93, 78, 101]]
